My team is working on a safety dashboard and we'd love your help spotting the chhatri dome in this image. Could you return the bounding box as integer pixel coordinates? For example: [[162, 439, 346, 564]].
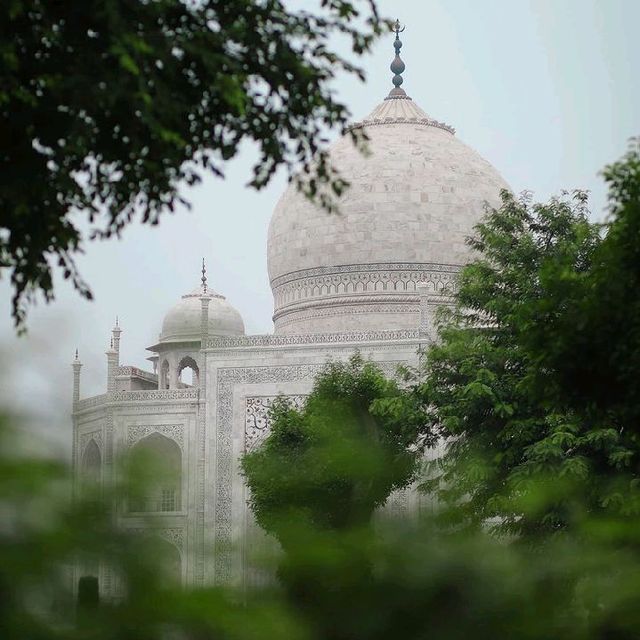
[[268, 21, 509, 334], [146, 260, 245, 388], [157, 261, 245, 345]]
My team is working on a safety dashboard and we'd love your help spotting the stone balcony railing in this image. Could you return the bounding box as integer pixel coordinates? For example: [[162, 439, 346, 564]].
[[75, 394, 108, 412], [75, 388, 200, 412], [111, 388, 199, 402], [115, 366, 158, 384]]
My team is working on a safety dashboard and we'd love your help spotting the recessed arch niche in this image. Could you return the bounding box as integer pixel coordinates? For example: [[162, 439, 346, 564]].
[[128, 433, 182, 513]]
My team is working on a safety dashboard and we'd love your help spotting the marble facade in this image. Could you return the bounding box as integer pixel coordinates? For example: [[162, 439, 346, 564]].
[[72, 50, 508, 593]]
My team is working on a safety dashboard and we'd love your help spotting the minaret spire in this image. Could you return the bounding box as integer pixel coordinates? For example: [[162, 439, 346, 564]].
[[111, 316, 122, 364], [105, 333, 117, 393], [387, 19, 408, 99], [71, 349, 82, 406]]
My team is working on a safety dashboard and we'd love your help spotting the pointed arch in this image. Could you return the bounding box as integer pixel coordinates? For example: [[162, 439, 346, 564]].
[[82, 439, 101, 486], [128, 433, 182, 513], [177, 355, 199, 387], [148, 536, 182, 585]]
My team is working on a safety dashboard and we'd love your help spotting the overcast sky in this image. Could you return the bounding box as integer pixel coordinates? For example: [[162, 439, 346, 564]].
[[1, 0, 638, 454]]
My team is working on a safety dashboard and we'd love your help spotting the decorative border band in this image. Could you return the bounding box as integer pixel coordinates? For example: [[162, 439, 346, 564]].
[[349, 116, 455, 135], [204, 329, 420, 350], [271, 263, 459, 314], [270, 262, 461, 289]]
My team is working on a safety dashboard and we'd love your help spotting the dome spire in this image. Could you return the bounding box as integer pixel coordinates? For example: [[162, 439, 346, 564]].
[[387, 19, 408, 100], [201, 258, 207, 292]]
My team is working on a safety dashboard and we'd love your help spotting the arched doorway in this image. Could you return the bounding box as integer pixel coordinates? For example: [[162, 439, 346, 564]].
[[128, 433, 181, 513]]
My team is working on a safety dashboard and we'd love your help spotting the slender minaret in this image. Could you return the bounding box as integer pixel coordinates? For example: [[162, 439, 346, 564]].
[[111, 316, 122, 366], [200, 258, 211, 343], [105, 337, 118, 393], [71, 349, 82, 407]]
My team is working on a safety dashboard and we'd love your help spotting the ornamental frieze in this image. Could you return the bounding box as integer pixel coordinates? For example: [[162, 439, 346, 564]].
[[112, 388, 199, 402], [272, 266, 459, 308], [205, 329, 420, 350], [270, 261, 461, 288]]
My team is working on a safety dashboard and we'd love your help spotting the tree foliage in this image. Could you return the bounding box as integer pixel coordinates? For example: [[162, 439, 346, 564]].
[[521, 140, 640, 426], [419, 143, 640, 536], [241, 354, 426, 543], [4, 410, 640, 640], [0, 0, 386, 328]]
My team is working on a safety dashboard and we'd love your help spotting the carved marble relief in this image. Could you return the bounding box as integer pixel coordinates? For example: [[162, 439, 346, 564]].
[[127, 424, 185, 449], [245, 395, 306, 453], [79, 430, 103, 454]]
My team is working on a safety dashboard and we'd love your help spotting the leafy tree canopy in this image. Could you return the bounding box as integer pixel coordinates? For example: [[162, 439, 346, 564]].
[[520, 140, 640, 426], [0, 0, 385, 328], [419, 166, 640, 536], [241, 353, 426, 543]]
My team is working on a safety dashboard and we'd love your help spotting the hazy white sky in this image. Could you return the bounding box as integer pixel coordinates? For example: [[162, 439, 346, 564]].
[[1, 0, 638, 453]]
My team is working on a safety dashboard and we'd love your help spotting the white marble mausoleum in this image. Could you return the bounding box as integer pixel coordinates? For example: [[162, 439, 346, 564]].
[[71, 29, 508, 593]]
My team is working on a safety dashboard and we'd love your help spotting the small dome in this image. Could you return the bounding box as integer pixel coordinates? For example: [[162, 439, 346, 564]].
[[159, 287, 244, 344]]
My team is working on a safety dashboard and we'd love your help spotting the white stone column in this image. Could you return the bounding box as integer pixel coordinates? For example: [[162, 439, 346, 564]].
[[200, 296, 210, 343], [112, 317, 122, 366], [168, 354, 179, 390], [200, 295, 210, 391], [105, 340, 118, 394], [71, 349, 82, 407]]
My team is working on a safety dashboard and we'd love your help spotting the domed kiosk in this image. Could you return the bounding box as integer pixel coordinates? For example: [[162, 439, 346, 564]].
[[147, 262, 245, 389], [268, 27, 508, 334], [159, 287, 245, 344]]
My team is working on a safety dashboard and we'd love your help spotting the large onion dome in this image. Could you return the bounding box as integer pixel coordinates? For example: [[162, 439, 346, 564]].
[[267, 25, 509, 335]]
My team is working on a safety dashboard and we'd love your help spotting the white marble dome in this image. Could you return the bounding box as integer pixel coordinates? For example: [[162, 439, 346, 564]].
[[159, 286, 245, 344], [267, 93, 509, 334]]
